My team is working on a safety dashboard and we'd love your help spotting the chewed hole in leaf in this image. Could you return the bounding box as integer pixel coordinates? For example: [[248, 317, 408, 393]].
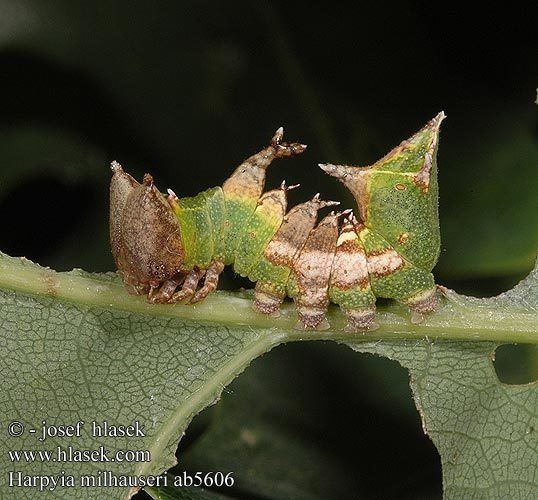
[[149, 342, 441, 500], [493, 344, 538, 385]]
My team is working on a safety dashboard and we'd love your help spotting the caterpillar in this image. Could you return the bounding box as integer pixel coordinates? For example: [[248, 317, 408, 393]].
[[109, 112, 445, 331]]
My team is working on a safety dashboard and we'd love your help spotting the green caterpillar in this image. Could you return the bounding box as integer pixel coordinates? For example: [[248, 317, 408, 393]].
[[109, 113, 445, 331]]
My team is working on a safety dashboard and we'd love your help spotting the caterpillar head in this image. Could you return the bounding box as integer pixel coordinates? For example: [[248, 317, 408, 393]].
[[109, 162, 185, 290]]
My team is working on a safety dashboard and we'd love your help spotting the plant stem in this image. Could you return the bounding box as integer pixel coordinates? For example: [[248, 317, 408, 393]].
[[0, 253, 536, 345]]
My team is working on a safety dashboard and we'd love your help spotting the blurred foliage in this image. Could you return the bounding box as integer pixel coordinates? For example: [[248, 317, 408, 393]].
[[0, 1, 536, 284], [0, 1, 536, 499]]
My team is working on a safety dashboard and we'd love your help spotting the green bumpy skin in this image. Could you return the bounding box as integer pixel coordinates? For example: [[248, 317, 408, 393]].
[[109, 114, 445, 331], [365, 134, 440, 270], [233, 187, 288, 278], [172, 187, 226, 270]]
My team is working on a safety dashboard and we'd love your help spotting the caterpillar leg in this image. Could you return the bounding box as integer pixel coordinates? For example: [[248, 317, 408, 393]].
[[329, 214, 378, 332], [148, 275, 184, 304], [403, 286, 439, 324], [253, 282, 284, 317], [190, 260, 225, 303], [170, 269, 204, 303], [343, 307, 378, 332]]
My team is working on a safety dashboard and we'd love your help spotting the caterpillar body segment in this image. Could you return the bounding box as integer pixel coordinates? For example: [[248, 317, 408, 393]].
[[329, 215, 377, 332], [109, 169, 185, 296], [221, 127, 307, 265], [234, 183, 290, 278], [171, 188, 216, 270], [109, 115, 444, 331], [251, 193, 339, 317], [109, 161, 146, 296], [320, 111, 445, 321], [319, 111, 443, 270], [288, 210, 346, 331]]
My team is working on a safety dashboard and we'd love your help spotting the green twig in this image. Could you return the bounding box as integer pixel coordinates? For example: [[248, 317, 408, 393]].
[[0, 253, 535, 345]]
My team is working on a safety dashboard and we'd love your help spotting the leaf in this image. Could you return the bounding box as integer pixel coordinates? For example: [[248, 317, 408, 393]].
[[174, 344, 360, 500], [347, 341, 537, 498], [0, 252, 536, 499], [0, 254, 282, 499], [165, 340, 442, 499], [345, 261, 538, 498]]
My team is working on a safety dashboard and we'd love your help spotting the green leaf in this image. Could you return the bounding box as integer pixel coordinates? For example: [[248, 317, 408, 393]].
[[347, 341, 537, 498], [0, 255, 281, 499], [346, 261, 538, 498], [0, 252, 536, 499]]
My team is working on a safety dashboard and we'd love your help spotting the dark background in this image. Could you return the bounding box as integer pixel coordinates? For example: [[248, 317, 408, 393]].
[[0, 2, 536, 499]]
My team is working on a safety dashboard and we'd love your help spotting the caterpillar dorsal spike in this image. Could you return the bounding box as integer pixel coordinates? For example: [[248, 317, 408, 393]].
[[340, 214, 355, 234], [318, 163, 353, 177], [166, 188, 178, 200], [110, 115, 444, 331], [269, 126, 307, 158], [311, 193, 340, 209], [166, 188, 180, 209], [280, 180, 300, 192], [338, 208, 353, 218], [142, 173, 154, 186], [110, 160, 123, 173], [271, 126, 284, 146]]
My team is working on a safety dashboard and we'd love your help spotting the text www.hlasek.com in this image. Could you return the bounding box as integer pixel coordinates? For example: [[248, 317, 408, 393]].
[[9, 446, 150, 463], [8, 447, 235, 492], [6, 419, 234, 492]]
